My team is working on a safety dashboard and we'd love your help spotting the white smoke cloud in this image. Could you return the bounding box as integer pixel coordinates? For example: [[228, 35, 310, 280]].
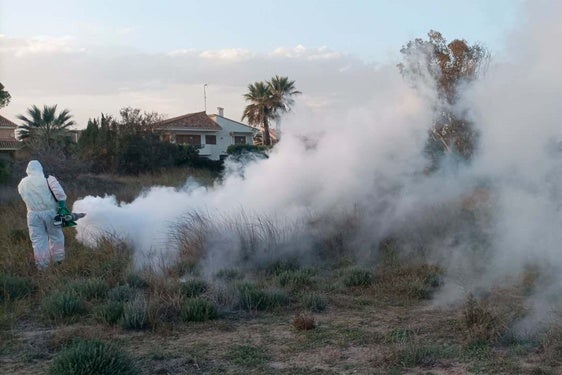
[[64, 0, 562, 332]]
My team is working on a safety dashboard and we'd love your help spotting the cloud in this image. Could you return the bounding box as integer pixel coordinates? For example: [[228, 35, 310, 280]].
[[0, 36, 382, 127]]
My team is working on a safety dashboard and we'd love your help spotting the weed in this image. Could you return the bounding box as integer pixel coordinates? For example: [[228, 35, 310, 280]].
[[42, 291, 86, 321], [228, 344, 269, 367], [121, 294, 148, 329], [343, 268, 373, 287], [181, 298, 217, 322], [0, 274, 35, 301], [94, 301, 124, 325], [180, 279, 208, 298], [300, 292, 327, 312], [49, 339, 137, 375]]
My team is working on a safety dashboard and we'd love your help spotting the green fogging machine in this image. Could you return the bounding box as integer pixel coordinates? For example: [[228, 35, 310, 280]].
[[53, 207, 86, 228]]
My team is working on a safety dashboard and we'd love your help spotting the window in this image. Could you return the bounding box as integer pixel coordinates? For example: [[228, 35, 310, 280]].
[[205, 135, 217, 145], [176, 134, 201, 146], [234, 136, 246, 145]]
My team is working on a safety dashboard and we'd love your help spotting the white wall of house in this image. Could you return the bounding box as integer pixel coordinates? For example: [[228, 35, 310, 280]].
[[210, 115, 255, 159], [159, 115, 255, 161]]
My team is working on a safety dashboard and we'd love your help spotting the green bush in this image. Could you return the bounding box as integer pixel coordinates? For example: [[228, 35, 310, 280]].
[[0, 274, 35, 301], [181, 298, 217, 322], [67, 278, 109, 300], [94, 301, 124, 325], [180, 279, 208, 298], [237, 283, 288, 312], [300, 292, 328, 312], [121, 295, 148, 330], [49, 339, 137, 375], [343, 268, 374, 287], [226, 144, 268, 156], [42, 291, 86, 321]]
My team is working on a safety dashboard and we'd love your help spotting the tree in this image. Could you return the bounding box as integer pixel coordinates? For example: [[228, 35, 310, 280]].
[[0, 82, 11, 108], [242, 76, 301, 146], [398, 30, 489, 170], [16, 105, 75, 149]]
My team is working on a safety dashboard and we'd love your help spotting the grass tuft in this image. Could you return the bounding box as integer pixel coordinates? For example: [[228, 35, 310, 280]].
[[228, 344, 270, 367], [343, 268, 373, 287], [300, 292, 327, 312], [49, 339, 137, 375], [42, 291, 86, 321], [181, 298, 217, 322], [66, 278, 109, 300], [94, 301, 124, 325], [121, 294, 148, 330], [180, 279, 208, 298], [0, 274, 35, 301], [237, 283, 288, 312]]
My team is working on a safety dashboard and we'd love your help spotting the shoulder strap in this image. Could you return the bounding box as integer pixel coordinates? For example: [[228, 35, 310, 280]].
[[46, 177, 59, 202]]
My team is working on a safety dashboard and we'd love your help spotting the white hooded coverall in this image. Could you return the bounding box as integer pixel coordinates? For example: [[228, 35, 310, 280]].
[[17, 160, 67, 269]]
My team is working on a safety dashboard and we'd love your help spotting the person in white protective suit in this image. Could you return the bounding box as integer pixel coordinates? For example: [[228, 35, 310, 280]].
[[18, 160, 68, 269]]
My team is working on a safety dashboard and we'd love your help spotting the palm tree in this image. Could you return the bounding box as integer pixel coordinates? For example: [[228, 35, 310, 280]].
[[17, 105, 75, 148], [242, 76, 301, 146], [268, 75, 301, 141], [242, 81, 275, 146]]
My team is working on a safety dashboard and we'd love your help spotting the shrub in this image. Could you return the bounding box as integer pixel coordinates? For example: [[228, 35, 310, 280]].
[[181, 298, 217, 322], [300, 292, 328, 312], [43, 291, 86, 321], [94, 301, 124, 325], [293, 312, 315, 331], [226, 144, 268, 156], [67, 278, 109, 300], [343, 268, 374, 287], [180, 279, 208, 298], [237, 283, 288, 312], [121, 294, 148, 330], [49, 339, 137, 375], [0, 274, 35, 301]]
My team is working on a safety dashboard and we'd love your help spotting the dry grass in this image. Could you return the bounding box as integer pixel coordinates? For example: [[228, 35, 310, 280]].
[[1, 170, 562, 374]]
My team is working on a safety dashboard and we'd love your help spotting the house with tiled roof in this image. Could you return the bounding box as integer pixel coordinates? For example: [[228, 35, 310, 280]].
[[0, 114, 22, 157], [153, 108, 255, 161]]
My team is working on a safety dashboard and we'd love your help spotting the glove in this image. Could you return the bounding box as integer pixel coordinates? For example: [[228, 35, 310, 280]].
[[57, 200, 70, 215]]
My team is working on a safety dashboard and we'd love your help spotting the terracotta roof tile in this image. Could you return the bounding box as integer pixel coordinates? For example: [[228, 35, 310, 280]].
[[0, 137, 21, 150], [154, 111, 222, 131], [0, 114, 17, 129]]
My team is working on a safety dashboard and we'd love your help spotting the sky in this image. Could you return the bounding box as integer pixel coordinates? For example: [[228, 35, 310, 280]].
[[0, 0, 524, 127]]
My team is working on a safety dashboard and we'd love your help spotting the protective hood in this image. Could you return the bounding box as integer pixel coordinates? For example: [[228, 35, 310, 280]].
[[26, 160, 44, 176]]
